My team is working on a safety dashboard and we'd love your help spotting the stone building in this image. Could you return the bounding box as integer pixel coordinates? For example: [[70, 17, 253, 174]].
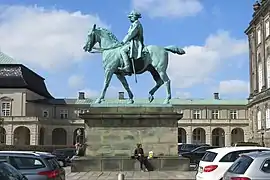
[[0, 50, 249, 147], [246, 0, 270, 146]]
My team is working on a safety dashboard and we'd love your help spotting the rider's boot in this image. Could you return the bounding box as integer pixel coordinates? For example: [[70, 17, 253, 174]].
[[119, 52, 132, 75]]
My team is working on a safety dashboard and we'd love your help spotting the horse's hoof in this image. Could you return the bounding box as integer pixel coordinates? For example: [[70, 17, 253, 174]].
[[163, 99, 170, 104], [127, 99, 134, 104], [148, 95, 154, 103]]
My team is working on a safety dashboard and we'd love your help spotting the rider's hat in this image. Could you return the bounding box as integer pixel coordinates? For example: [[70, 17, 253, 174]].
[[128, 10, 142, 18]]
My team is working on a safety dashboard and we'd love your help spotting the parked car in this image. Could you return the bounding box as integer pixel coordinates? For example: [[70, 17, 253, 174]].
[[232, 142, 261, 147], [0, 159, 28, 180], [223, 151, 270, 180], [178, 143, 209, 155], [195, 146, 270, 180], [52, 148, 76, 166], [0, 151, 65, 180], [180, 146, 219, 165]]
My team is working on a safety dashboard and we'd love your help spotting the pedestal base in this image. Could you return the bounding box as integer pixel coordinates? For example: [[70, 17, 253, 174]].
[[71, 156, 190, 172], [81, 106, 183, 157]]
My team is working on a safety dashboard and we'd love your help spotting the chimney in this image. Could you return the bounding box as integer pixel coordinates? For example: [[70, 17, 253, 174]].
[[78, 92, 85, 99], [214, 92, 219, 100], [118, 91, 124, 100]]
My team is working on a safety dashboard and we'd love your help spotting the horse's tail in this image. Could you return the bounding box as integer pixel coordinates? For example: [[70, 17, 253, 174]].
[[164, 45, 185, 55]]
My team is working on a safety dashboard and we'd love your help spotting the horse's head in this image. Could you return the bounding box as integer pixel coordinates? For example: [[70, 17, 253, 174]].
[[83, 24, 119, 52], [83, 24, 98, 52]]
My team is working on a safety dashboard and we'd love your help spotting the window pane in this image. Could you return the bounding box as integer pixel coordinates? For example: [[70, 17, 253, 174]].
[[201, 152, 217, 162], [227, 155, 253, 174], [266, 21, 269, 37], [10, 157, 45, 170], [0, 162, 23, 179], [261, 159, 270, 173]]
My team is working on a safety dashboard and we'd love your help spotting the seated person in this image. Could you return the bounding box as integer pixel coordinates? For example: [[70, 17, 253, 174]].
[[134, 143, 147, 171]]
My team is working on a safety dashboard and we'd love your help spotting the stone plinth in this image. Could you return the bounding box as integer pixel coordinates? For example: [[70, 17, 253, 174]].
[[81, 105, 183, 157], [71, 156, 190, 172], [71, 105, 186, 172]]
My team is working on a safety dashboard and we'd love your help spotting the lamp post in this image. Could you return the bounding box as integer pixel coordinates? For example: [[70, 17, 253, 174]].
[[261, 129, 265, 147]]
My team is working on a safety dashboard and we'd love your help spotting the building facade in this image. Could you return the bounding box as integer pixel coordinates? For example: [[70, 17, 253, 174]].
[[246, 0, 270, 146], [0, 50, 250, 147]]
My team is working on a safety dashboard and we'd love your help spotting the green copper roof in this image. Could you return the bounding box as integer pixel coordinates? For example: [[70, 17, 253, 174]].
[[34, 97, 247, 106], [88, 98, 248, 106], [0, 51, 20, 65]]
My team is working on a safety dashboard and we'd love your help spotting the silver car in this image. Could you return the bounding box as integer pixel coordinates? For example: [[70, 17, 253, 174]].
[[0, 151, 65, 180], [223, 151, 270, 180]]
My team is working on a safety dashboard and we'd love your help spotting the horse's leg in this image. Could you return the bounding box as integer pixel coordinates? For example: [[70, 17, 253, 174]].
[[147, 65, 164, 103], [116, 74, 134, 104], [158, 70, 171, 104], [95, 70, 113, 103]]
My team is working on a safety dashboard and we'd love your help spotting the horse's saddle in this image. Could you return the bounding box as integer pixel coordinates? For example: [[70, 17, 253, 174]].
[[125, 48, 149, 74]]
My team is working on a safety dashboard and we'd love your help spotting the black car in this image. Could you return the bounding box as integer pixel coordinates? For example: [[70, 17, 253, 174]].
[[52, 148, 76, 166], [0, 160, 28, 180], [180, 146, 219, 165], [178, 143, 210, 155]]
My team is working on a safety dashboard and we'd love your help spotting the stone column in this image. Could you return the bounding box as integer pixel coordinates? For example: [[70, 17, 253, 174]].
[[225, 133, 231, 147], [206, 133, 211, 145], [205, 126, 211, 145], [186, 126, 192, 143], [4, 124, 13, 145], [30, 124, 38, 145], [249, 34, 254, 93], [46, 126, 52, 145], [252, 31, 259, 92], [67, 128, 74, 145]]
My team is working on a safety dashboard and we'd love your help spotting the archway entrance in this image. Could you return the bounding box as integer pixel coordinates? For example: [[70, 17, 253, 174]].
[[52, 128, 67, 145], [0, 127, 6, 144], [212, 128, 225, 147], [14, 126, 30, 145], [192, 128, 206, 144], [231, 128, 244, 145], [178, 128, 186, 143]]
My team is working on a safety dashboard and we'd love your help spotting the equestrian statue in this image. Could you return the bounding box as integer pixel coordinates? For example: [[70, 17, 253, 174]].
[[83, 10, 186, 104]]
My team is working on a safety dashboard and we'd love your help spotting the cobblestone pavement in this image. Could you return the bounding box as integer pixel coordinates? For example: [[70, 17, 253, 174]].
[[65, 167, 196, 180]]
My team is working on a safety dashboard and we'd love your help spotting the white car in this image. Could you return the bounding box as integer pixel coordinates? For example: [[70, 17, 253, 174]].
[[195, 146, 270, 180]]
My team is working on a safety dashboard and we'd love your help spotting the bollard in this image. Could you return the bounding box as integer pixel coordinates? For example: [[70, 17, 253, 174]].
[[118, 173, 125, 180]]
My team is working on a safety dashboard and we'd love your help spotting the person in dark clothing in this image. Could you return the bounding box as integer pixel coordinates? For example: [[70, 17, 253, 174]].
[[134, 143, 147, 171]]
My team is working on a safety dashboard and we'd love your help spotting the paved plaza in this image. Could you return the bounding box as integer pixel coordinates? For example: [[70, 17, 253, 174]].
[[65, 167, 196, 180]]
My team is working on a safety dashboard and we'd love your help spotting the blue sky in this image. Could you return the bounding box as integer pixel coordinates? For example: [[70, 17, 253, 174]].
[[0, 0, 255, 100]]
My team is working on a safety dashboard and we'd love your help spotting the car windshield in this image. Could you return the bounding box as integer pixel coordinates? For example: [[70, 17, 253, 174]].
[[227, 155, 254, 174]]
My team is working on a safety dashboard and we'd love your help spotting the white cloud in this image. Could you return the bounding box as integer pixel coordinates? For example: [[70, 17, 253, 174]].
[[168, 30, 248, 88], [68, 75, 84, 88], [132, 0, 203, 18], [218, 80, 249, 95], [0, 5, 107, 70]]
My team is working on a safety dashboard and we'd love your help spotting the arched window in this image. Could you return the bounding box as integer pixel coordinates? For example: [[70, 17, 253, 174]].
[[0, 97, 12, 116], [266, 108, 270, 129], [266, 47, 270, 88], [257, 110, 262, 130], [258, 54, 263, 92]]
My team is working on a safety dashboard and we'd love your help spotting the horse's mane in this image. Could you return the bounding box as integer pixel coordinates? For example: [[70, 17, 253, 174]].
[[97, 27, 119, 43]]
